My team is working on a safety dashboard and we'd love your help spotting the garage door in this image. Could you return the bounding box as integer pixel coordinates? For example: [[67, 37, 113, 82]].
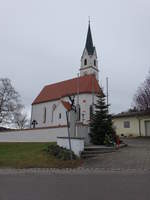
[[145, 121, 150, 136]]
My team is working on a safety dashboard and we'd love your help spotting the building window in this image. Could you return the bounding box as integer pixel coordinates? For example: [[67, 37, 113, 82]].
[[51, 104, 56, 122], [76, 104, 81, 121], [90, 105, 93, 120], [124, 121, 130, 128], [59, 113, 61, 119], [84, 59, 87, 65], [82, 113, 85, 122], [51, 109, 54, 122], [43, 107, 46, 123], [94, 60, 96, 66]]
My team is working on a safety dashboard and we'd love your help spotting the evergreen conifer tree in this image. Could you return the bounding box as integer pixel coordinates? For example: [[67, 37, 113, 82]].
[[89, 94, 114, 145]]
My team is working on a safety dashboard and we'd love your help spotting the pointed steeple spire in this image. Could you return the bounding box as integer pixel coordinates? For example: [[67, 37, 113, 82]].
[[80, 21, 99, 81], [85, 21, 95, 55]]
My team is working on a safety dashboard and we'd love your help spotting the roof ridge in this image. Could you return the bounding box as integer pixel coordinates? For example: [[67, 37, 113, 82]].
[[44, 74, 95, 88]]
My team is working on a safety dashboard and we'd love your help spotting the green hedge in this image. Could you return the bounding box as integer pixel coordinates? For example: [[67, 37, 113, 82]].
[[44, 144, 77, 160]]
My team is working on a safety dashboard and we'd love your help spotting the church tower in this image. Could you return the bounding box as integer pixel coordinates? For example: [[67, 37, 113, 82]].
[[80, 22, 99, 80]]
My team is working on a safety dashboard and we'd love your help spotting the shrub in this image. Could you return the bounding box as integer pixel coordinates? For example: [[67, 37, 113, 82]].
[[104, 134, 115, 146], [44, 144, 77, 160]]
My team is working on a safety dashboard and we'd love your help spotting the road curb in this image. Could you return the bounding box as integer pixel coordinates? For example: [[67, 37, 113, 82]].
[[0, 167, 150, 175]]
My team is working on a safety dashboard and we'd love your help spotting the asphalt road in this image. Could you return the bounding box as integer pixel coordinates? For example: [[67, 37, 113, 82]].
[[0, 170, 150, 200]]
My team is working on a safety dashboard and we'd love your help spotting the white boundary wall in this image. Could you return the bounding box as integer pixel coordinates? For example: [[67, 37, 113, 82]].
[[57, 137, 84, 156], [0, 127, 68, 142]]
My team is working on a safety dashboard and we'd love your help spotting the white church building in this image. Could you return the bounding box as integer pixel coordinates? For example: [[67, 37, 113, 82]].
[[0, 23, 103, 148], [31, 23, 103, 138]]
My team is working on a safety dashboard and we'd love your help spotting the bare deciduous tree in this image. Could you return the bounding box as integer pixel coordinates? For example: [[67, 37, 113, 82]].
[[13, 105, 29, 129], [133, 71, 150, 111], [0, 78, 22, 125]]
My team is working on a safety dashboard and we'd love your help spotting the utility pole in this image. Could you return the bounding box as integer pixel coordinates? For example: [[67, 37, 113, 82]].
[[76, 73, 80, 137], [92, 75, 95, 106], [77, 73, 79, 106]]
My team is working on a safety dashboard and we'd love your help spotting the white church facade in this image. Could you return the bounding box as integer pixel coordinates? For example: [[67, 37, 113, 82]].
[[31, 23, 102, 134]]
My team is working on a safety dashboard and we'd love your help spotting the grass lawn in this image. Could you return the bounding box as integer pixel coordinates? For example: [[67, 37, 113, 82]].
[[0, 143, 82, 169]]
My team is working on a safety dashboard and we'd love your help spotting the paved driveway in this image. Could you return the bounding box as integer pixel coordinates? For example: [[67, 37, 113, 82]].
[[82, 138, 150, 170]]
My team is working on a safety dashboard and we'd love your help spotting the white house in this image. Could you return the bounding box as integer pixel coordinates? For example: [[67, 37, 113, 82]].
[[31, 22, 103, 137]]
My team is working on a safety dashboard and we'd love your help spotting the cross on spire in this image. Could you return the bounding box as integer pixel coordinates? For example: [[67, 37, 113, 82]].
[[88, 16, 91, 25]]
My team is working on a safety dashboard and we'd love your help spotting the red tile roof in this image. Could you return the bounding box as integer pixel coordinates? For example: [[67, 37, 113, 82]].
[[32, 74, 102, 105]]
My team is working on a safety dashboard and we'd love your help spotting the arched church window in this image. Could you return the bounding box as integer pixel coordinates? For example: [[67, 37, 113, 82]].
[[43, 107, 46, 123], [84, 59, 87, 66], [76, 104, 81, 121], [94, 60, 96, 66], [59, 113, 61, 119], [51, 104, 56, 122]]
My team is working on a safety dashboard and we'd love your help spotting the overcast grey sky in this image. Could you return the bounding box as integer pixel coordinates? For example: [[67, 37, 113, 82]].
[[0, 0, 150, 115]]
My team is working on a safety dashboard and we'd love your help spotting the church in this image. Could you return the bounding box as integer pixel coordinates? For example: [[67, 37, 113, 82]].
[[31, 23, 103, 133]]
